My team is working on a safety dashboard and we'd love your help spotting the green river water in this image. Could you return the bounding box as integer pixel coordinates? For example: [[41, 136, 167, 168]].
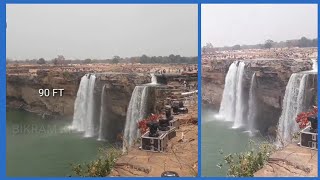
[[6, 110, 106, 177], [201, 109, 262, 177]]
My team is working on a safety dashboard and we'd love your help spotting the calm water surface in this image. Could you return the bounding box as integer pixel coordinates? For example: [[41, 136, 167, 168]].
[[201, 109, 262, 177], [7, 110, 106, 177]]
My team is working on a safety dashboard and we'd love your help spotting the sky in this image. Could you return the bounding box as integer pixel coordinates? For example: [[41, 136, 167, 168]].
[[6, 4, 197, 60], [202, 4, 318, 47]]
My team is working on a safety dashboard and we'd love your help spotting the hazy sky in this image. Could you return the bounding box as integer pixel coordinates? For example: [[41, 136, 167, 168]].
[[202, 4, 318, 47], [7, 4, 197, 60]]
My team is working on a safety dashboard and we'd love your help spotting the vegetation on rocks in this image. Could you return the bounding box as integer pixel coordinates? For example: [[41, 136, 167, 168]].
[[219, 140, 274, 177], [71, 147, 121, 177]]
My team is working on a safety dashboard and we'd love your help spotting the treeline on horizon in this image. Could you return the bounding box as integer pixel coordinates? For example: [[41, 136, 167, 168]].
[[202, 37, 318, 52], [6, 54, 197, 65]]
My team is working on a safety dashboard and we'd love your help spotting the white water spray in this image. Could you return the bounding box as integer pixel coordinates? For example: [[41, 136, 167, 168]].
[[219, 61, 246, 129], [232, 62, 245, 129], [219, 62, 238, 122], [276, 73, 308, 146], [98, 85, 107, 141], [84, 75, 96, 137], [123, 86, 149, 151], [247, 73, 257, 135], [70, 74, 96, 138], [149, 73, 158, 85], [311, 59, 318, 72]]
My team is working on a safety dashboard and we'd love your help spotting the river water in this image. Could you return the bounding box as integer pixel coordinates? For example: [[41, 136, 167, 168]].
[[6, 110, 105, 177], [201, 109, 262, 177]]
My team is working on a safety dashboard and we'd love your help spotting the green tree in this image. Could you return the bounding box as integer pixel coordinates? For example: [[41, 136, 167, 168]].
[[232, 45, 241, 50], [83, 58, 92, 64], [37, 58, 46, 64], [140, 54, 149, 63], [111, 56, 120, 64], [264, 39, 274, 49]]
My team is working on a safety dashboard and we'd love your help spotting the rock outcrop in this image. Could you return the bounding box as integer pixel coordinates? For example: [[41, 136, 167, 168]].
[[254, 144, 317, 177], [7, 71, 83, 116], [6, 71, 150, 118]]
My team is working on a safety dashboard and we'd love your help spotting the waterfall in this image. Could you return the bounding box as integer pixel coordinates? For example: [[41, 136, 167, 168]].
[[219, 62, 238, 122], [247, 73, 257, 135], [312, 59, 318, 72], [84, 75, 96, 137], [98, 85, 107, 141], [71, 75, 89, 131], [276, 73, 308, 146], [219, 61, 246, 129], [70, 74, 96, 138], [232, 62, 245, 128], [149, 73, 158, 85], [123, 86, 149, 151]]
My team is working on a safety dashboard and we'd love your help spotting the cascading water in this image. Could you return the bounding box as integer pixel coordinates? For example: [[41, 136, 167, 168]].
[[276, 73, 308, 146], [84, 75, 96, 137], [98, 85, 107, 141], [70, 74, 96, 138], [149, 73, 158, 85], [232, 62, 245, 128], [247, 73, 257, 135], [218, 62, 238, 121], [71, 75, 89, 131], [312, 59, 318, 72], [218, 61, 246, 129], [71, 72, 159, 143], [123, 86, 149, 151]]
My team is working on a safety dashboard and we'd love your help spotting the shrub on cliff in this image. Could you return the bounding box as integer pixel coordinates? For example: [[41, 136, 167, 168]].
[[63, 71, 71, 80], [220, 140, 274, 177], [71, 147, 121, 177]]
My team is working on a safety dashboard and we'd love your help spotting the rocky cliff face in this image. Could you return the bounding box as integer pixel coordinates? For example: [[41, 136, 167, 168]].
[[7, 70, 197, 143], [202, 59, 315, 135], [6, 71, 150, 117], [7, 71, 83, 116], [7, 70, 197, 119]]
